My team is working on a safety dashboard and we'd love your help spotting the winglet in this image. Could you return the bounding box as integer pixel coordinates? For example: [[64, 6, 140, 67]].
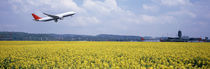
[[32, 13, 41, 20]]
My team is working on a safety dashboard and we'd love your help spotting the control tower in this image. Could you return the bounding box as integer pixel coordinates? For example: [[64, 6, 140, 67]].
[[178, 30, 182, 39]]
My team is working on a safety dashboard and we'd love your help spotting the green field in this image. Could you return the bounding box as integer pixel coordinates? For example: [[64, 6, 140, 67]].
[[0, 41, 209, 69]]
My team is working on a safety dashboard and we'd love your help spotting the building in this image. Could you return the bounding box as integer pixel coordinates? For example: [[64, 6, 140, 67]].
[[160, 30, 202, 42]]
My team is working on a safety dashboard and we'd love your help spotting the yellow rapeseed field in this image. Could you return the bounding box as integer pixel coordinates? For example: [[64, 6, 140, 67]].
[[0, 41, 209, 69]]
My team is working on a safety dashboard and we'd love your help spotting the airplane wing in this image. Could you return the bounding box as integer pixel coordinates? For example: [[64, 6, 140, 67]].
[[43, 13, 58, 18], [43, 13, 60, 22], [56, 12, 76, 18]]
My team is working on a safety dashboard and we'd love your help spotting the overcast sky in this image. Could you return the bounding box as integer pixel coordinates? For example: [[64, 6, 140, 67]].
[[0, 0, 210, 37]]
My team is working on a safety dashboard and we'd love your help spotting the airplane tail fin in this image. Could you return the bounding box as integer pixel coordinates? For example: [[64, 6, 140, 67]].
[[32, 13, 41, 20]]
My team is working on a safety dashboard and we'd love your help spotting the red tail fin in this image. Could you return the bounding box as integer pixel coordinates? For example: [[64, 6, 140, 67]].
[[32, 13, 41, 20]]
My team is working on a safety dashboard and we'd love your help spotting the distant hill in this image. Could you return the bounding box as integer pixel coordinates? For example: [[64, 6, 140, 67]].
[[0, 32, 143, 41]]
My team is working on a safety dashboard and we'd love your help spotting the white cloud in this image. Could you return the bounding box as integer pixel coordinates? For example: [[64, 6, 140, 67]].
[[71, 16, 100, 26], [82, 0, 124, 15], [9, 0, 84, 13], [140, 15, 175, 24], [142, 4, 159, 11], [83, 0, 111, 14], [167, 10, 196, 18], [141, 15, 157, 23], [160, 0, 191, 6], [80, 0, 142, 25]]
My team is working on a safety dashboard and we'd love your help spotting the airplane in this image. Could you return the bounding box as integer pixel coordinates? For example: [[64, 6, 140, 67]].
[[32, 11, 76, 22]]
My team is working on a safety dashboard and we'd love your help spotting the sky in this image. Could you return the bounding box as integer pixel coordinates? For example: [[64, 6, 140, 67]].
[[0, 0, 210, 37]]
